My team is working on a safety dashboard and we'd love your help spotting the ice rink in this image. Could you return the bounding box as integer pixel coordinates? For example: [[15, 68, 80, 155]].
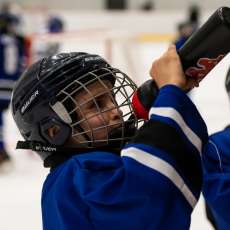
[[1, 9, 230, 230]]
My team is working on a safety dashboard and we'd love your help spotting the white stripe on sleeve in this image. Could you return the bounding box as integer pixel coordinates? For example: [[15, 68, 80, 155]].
[[149, 107, 202, 155], [121, 147, 197, 208], [0, 91, 12, 100]]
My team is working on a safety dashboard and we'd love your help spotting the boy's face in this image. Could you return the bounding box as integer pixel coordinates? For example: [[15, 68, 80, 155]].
[[72, 80, 123, 145]]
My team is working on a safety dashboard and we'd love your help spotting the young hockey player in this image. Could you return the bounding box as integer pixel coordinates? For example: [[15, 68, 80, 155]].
[[203, 67, 230, 230], [11, 45, 208, 229], [0, 3, 30, 169]]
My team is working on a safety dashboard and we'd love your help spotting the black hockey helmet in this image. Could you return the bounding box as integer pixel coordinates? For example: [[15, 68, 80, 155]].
[[11, 52, 140, 164]]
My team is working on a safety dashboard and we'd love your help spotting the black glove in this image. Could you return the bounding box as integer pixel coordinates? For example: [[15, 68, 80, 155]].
[[132, 80, 159, 120]]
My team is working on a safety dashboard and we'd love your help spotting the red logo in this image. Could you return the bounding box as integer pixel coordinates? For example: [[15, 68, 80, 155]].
[[185, 54, 225, 81]]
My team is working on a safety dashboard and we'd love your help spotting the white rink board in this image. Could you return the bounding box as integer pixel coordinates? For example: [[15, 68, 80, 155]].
[[1, 36, 229, 229]]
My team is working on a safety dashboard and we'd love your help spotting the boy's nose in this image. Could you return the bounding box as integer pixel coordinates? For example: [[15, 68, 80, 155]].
[[107, 103, 123, 121]]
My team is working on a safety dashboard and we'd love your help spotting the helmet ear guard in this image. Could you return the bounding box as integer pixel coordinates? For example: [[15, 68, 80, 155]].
[[40, 117, 71, 146]]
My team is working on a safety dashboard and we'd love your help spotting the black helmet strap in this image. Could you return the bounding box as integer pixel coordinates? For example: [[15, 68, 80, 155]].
[[16, 140, 121, 169]]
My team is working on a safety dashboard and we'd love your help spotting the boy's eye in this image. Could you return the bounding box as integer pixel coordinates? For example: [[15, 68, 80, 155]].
[[96, 99, 103, 107], [86, 102, 96, 109], [85, 94, 114, 111], [86, 100, 103, 110]]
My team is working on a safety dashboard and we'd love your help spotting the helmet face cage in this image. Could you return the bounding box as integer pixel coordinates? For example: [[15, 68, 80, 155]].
[[52, 67, 141, 149]]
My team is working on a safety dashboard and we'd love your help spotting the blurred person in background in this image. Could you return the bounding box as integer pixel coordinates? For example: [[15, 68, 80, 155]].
[[174, 21, 196, 50], [45, 14, 65, 56], [174, 4, 200, 50], [0, 2, 31, 170], [203, 67, 230, 230], [140, 0, 154, 11], [189, 4, 200, 31], [46, 15, 65, 34], [11, 45, 209, 229], [33, 14, 65, 61]]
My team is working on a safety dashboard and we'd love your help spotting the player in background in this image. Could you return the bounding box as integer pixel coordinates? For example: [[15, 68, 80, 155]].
[[45, 14, 64, 56], [0, 2, 31, 169], [11, 45, 208, 229], [202, 67, 230, 230], [174, 5, 200, 50], [174, 21, 195, 50], [140, 0, 154, 11], [46, 15, 64, 34], [33, 14, 65, 62]]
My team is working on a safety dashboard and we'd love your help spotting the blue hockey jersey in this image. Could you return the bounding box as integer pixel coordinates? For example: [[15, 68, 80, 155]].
[[0, 34, 29, 102], [41, 85, 208, 230], [202, 127, 230, 230]]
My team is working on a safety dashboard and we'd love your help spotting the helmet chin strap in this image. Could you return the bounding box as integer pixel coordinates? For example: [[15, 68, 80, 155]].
[[16, 119, 137, 153], [16, 115, 138, 169], [16, 139, 123, 169], [17, 116, 137, 151]]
